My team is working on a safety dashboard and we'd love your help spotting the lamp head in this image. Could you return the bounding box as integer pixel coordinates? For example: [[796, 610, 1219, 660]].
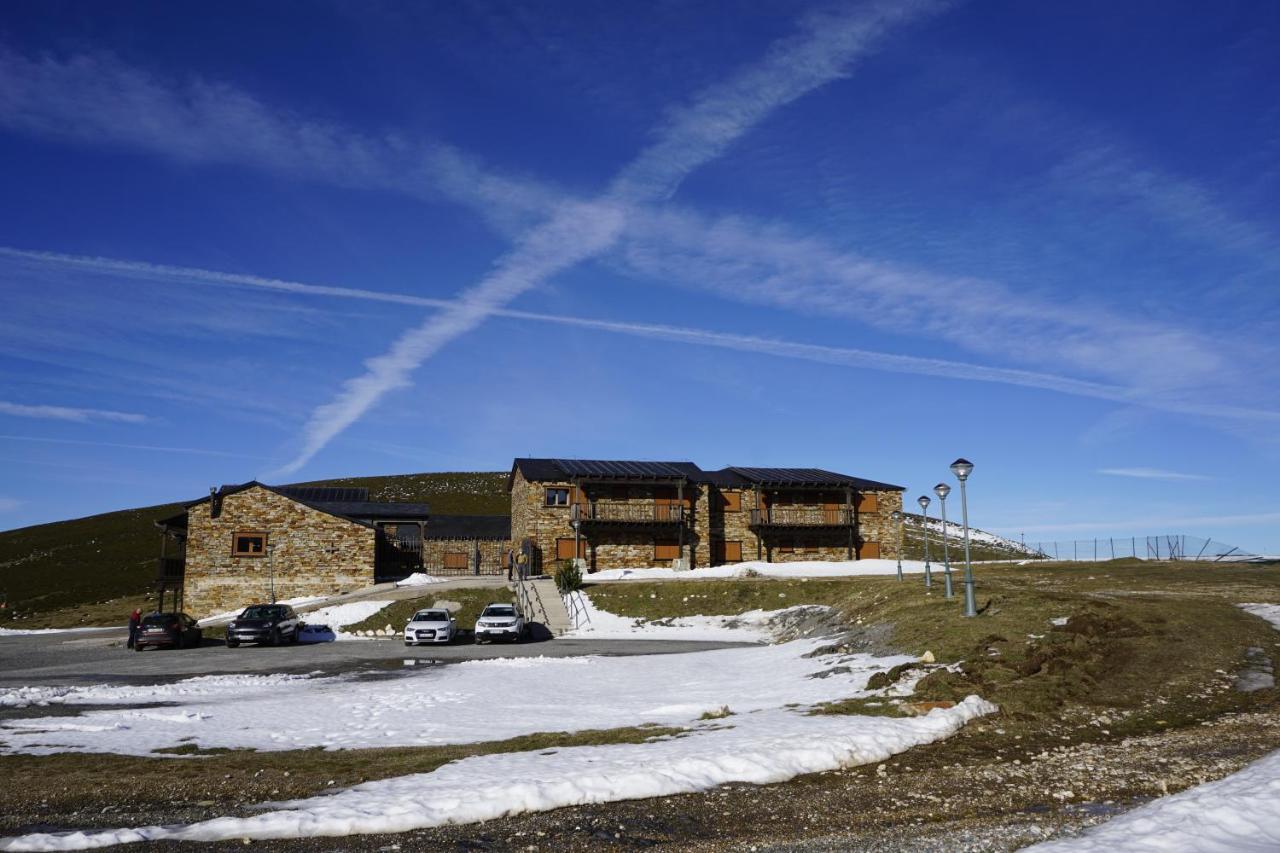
[[917, 495, 930, 511], [950, 458, 974, 481], [890, 510, 901, 522], [933, 482, 951, 500]]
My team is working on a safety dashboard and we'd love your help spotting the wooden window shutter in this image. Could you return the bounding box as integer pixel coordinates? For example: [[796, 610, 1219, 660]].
[[654, 539, 680, 560], [857, 493, 879, 513], [722, 491, 742, 512], [443, 552, 469, 570], [861, 541, 881, 559], [724, 541, 743, 562], [556, 538, 587, 560]]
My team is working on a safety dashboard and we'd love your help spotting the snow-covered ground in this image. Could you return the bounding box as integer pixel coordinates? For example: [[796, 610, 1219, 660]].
[[0, 626, 117, 637], [0, 639, 918, 755], [590, 557, 945, 581], [196, 596, 327, 627], [562, 592, 820, 641], [395, 572, 443, 587], [296, 600, 394, 641], [1025, 747, 1280, 852], [0, 673, 315, 710], [0, 697, 994, 851], [1239, 602, 1280, 631]]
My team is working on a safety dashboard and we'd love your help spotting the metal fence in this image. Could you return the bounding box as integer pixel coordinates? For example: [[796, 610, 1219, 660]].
[[1022, 534, 1262, 563]]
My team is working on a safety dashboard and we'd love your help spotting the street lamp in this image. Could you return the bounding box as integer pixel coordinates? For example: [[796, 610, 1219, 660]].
[[951, 458, 977, 617], [267, 541, 277, 604], [934, 482, 953, 599], [890, 510, 904, 581], [917, 495, 932, 589]]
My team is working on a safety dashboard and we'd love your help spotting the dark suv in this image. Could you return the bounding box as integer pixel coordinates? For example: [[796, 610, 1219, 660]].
[[225, 604, 303, 647], [136, 612, 203, 651]]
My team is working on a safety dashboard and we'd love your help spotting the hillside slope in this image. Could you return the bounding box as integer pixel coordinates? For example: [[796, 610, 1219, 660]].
[[0, 472, 509, 617]]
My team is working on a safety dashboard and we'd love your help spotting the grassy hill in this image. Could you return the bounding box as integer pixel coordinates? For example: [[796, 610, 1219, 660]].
[[0, 472, 509, 619]]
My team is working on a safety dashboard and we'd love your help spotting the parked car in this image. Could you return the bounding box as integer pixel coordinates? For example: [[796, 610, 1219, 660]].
[[135, 612, 202, 651], [225, 604, 303, 647], [403, 608, 457, 645], [474, 603, 525, 643]]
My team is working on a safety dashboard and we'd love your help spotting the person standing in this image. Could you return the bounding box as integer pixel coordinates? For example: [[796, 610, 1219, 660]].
[[127, 608, 141, 649]]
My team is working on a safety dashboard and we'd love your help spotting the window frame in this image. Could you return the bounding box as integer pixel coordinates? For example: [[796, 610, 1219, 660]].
[[231, 531, 269, 558], [545, 487, 571, 507]]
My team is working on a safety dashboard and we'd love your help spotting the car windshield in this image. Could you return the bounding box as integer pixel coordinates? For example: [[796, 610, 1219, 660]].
[[141, 614, 174, 625], [240, 606, 285, 620], [411, 611, 449, 622], [483, 606, 516, 618]]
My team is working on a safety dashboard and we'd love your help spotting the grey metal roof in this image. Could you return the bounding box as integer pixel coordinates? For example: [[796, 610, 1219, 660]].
[[277, 486, 370, 503], [424, 515, 511, 540], [726, 467, 904, 491], [512, 458, 701, 483]]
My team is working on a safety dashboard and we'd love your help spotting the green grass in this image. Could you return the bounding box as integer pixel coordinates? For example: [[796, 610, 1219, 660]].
[[583, 578, 855, 619], [346, 586, 516, 634], [0, 472, 509, 620], [0, 723, 681, 824]]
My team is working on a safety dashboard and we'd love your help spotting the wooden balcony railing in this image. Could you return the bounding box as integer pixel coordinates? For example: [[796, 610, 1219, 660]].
[[574, 503, 685, 524], [750, 508, 853, 527]]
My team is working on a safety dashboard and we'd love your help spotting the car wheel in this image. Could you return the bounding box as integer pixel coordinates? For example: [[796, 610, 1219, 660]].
[[270, 628, 281, 646], [134, 644, 144, 652], [291, 626, 300, 644], [226, 639, 239, 648]]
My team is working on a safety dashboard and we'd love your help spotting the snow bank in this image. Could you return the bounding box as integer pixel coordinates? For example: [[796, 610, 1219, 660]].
[[1026, 748, 1280, 852], [0, 627, 117, 637], [297, 600, 394, 641], [562, 593, 821, 641], [589, 558, 940, 581], [1239, 603, 1280, 631], [0, 697, 995, 850], [0, 641, 914, 755], [0, 673, 316, 710], [395, 572, 443, 587]]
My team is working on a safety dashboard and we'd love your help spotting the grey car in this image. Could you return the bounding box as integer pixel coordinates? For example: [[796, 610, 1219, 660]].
[[225, 604, 303, 647]]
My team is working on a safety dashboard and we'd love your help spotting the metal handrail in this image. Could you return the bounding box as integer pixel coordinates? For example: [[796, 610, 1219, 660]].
[[562, 589, 591, 628]]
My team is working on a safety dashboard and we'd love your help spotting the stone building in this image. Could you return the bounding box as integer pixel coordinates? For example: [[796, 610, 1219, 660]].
[[157, 483, 433, 617], [508, 458, 903, 574]]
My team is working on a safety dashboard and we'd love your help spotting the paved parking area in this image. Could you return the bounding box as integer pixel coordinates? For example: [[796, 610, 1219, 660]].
[[0, 630, 755, 688]]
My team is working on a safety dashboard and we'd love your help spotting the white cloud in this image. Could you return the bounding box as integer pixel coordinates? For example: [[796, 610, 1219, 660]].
[[0, 400, 146, 424], [274, 0, 949, 474], [1097, 467, 1210, 482]]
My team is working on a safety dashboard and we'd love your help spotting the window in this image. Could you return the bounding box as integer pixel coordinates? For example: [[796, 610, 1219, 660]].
[[723, 541, 743, 563], [232, 532, 268, 557], [857, 493, 879, 513], [721, 491, 742, 512], [545, 488, 570, 507], [654, 539, 681, 561], [556, 538, 587, 560], [443, 552, 469, 570]]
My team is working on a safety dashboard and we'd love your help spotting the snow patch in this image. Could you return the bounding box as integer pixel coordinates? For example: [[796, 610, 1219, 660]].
[[590, 558, 932, 581], [1239, 603, 1280, 631], [395, 573, 444, 587], [563, 593, 823, 641]]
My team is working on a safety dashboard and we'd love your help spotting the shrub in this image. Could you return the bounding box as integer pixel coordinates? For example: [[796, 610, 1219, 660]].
[[555, 560, 583, 593]]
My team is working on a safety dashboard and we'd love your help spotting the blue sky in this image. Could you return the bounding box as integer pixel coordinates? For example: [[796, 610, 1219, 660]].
[[1, 0, 1279, 553]]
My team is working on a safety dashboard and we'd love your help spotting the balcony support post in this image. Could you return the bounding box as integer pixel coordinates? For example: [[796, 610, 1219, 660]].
[[846, 487, 854, 560], [573, 479, 581, 570], [677, 481, 685, 562]]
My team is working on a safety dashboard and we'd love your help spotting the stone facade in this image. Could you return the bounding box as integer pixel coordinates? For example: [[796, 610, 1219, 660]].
[[509, 467, 904, 573], [183, 486, 375, 618]]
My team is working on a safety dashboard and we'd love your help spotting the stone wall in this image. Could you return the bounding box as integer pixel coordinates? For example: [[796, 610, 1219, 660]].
[[183, 486, 375, 618]]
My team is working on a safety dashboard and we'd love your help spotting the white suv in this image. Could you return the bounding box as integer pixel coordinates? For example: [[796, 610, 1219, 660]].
[[403, 608, 457, 646], [474, 603, 525, 644]]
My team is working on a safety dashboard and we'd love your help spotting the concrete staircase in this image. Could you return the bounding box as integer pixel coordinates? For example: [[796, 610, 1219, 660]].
[[512, 577, 572, 637]]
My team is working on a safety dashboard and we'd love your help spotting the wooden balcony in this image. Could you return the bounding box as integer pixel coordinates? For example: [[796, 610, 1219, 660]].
[[574, 503, 685, 527], [750, 508, 853, 528]]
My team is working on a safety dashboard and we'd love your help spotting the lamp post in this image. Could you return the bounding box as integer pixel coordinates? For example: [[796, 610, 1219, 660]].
[[917, 495, 932, 589], [890, 510, 904, 581], [951, 458, 977, 617], [267, 542, 277, 604], [934, 482, 953, 599]]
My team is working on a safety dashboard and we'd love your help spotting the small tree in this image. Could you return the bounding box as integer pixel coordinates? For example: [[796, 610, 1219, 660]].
[[554, 559, 583, 593]]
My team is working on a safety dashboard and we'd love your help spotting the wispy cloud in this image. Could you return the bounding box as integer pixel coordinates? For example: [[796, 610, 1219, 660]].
[[274, 0, 949, 474], [0, 496, 21, 512], [0, 400, 147, 424], [0, 434, 265, 459], [13, 246, 1280, 427], [1098, 467, 1211, 482]]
